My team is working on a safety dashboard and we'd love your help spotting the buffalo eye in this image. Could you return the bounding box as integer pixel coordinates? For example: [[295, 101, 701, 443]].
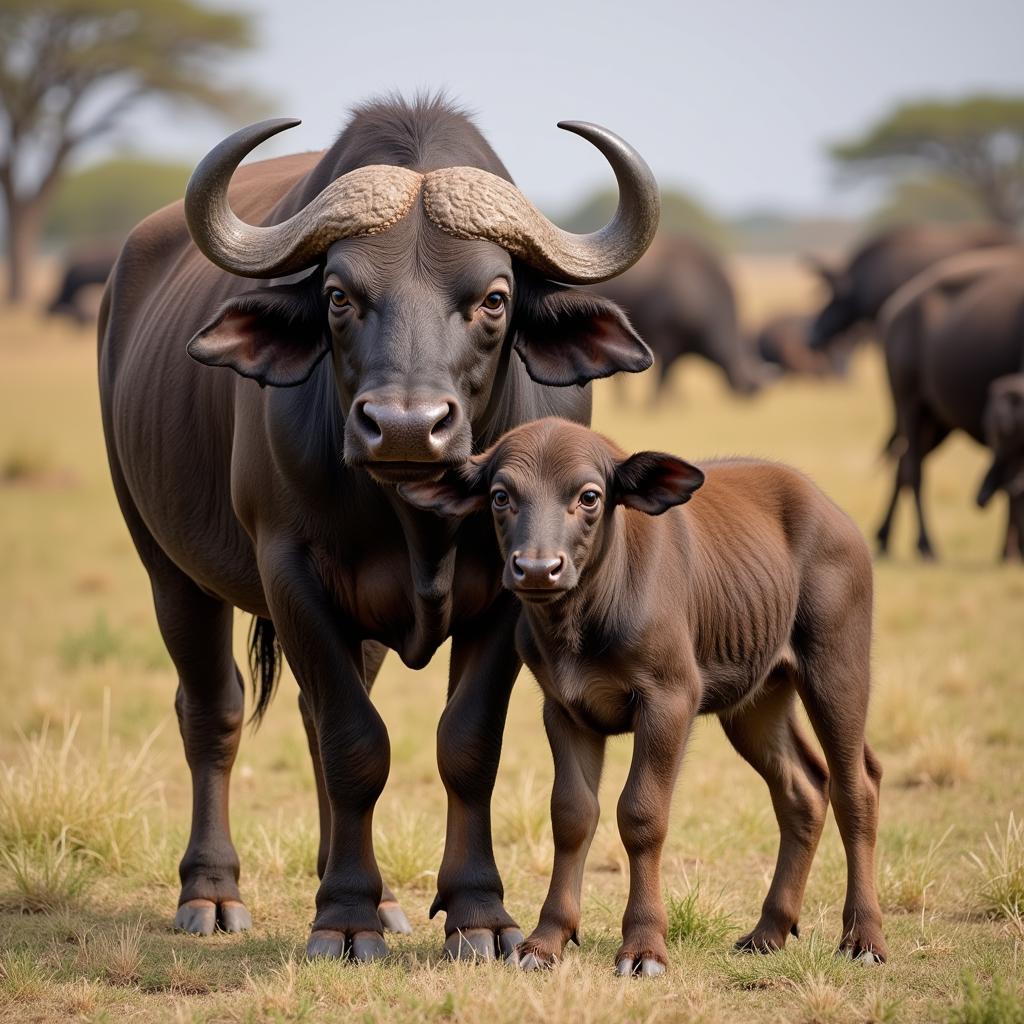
[[328, 288, 349, 310], [480, 291, 507, 314], [492, 489, 510, 509], [579, 489, 601, 509]]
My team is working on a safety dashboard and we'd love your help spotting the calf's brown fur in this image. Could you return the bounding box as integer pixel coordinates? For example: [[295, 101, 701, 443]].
[[401, 418, 886, 975]]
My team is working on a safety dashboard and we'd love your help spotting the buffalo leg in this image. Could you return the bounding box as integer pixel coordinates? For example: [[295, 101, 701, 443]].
[[261, 544, 389, 962], [297, 642, 410, 934], [515, 700, 605, 970], [150, 574, 249, 936], [1003, 495, 1024, 562], [432, 595, 524, 960], [614, 690, 696, 977], [720, 672, 829, 952]]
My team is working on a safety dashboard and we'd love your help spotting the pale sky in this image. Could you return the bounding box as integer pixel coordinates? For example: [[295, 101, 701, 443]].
[[101, 0, 1024, 218]]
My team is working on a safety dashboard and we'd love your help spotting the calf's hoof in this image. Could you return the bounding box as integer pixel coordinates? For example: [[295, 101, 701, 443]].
[[444, 927, 524, 961], [509, 937, 561, 971], [306, 928, 388, 962], [378, 900, 412, 935], [174, 898, 252, 936], [838, 928, 887, 964], [615, 956, 665, 978]]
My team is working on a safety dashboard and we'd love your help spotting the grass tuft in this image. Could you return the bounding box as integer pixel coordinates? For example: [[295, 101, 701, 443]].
[[968, 813, 1024, 919], [945, 973, 1024, 1024], [0, 829, 97, 912], [904, 730, 974, 788], [99, 918, 145, 987], [665, 877, 734, 950], [878, 826, 951, 913], [0, 947, 53, 1002]]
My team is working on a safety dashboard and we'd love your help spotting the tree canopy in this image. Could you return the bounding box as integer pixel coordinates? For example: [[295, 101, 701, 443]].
[[830, 94, 1024, 228], [0, 0, 261, 301]]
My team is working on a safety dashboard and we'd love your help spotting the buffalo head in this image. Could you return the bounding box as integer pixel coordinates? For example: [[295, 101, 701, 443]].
[[978, 374, 1024, 508], [183, 119, 659, 483], [805, 255, 859, 351]]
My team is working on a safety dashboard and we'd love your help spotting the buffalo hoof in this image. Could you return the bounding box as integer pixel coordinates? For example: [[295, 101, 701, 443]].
[[306, 929, 388, 962], [378, 900, 413, 935], [614, 956, 665, 978], [734, 921, 797, 954], [174, 898, 252, 936], [444, 927, 524, 961], [838, 935, 887, 965]]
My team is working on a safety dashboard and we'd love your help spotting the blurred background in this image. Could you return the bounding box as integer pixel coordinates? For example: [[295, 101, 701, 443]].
[[2, 3, 1024, 1020]]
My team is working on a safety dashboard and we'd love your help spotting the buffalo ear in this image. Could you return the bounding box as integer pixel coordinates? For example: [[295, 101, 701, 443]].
[[614, 451, 704, 515], [187, 279, 329, 387], [513, 280, 652, 387], [398, 459, 489, 518]]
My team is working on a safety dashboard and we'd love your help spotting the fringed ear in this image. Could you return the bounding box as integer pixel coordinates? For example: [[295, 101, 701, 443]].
[[512, 277, 652, 386], [187, 279, 329, 387], [614, 451, 705, 515], [397, 457, 489, 518]]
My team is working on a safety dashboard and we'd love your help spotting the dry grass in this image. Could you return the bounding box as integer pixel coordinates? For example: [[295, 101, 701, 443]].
[[968, 813, 1024, 919], [1, 264, 1023, 1021]]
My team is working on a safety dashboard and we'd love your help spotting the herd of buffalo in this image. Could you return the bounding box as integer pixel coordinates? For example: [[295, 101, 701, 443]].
[[84, 96, 1021, 975]]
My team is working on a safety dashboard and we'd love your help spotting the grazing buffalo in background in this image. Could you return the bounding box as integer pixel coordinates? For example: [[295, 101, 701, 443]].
[[598, 234, 766, 399], [98, 96, 659, 962], [874, 248, 1024, 560], [807, 223, 1013, 353], [754, 312, 852, 378], [46, 246, 118, 324], [980, 374, 1024, 559]]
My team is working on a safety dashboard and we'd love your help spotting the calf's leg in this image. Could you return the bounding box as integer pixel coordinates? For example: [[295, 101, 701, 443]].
[[719, 672, 829, 952], [515, 700, 605, 970], [614, 691, 696, 977], [797, 578, 887, 962]]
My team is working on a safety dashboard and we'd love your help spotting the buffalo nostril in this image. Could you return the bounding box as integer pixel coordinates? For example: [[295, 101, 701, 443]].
[[430, 402, 456, 438], [511, 554, 525, 580], [548, 556, 565, 580], [357, 402, 382, 441]]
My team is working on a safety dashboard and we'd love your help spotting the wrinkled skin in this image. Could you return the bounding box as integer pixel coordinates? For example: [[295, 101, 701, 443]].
[[98, 98, 654, 962], [808, 223, 1013, 352], [876, 265, 1024, 560], [597, 234, 767, 399], [402, 418, 887, 975]]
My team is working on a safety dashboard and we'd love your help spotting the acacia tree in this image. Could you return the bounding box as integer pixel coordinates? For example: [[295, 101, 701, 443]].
[[831, 95, 1024, 229], [0, 0, 258, 302]]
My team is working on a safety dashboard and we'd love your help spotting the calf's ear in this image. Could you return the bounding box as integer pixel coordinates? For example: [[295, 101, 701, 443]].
[[187, 279, 329, 387], [398, 459, 489, 518], [513, 279, 652, 387], [614, 451, 704, 515]]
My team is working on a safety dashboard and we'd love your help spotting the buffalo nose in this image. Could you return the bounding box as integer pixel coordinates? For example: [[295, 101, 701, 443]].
[[510, 553, 566, 588], [353, 396, 461, 460]]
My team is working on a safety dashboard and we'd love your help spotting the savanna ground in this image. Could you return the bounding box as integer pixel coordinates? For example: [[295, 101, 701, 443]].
[[1, 257, 1023, 1023]]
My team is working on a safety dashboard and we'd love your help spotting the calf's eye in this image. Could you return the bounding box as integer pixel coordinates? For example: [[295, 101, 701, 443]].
[[481, 291, 506, 313], [328, 289, 349, 309], [492, 489, 510, 509], [579, 489, 601, 508]]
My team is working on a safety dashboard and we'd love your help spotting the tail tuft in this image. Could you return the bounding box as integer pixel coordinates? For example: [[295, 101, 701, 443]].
[[247, 616, 282, 726]]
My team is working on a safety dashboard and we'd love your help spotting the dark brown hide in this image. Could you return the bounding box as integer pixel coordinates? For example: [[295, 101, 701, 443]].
[[595, 234, 767, 398], [755, 313, 850, 378], [808, 223, 1013, 351], [98, 96, 657, 962], [875, 256, 1024, 560], [402, 418, 886, 973]]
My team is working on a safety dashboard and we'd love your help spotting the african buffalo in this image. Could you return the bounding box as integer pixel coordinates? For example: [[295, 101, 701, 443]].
[[598, 234, 765, 398], [754, 313, 850, 378], [807, 223, 1013, 352], [47, 247, 118, 324], [98, 96, 659, 961], [874, 249, 1024, 560]]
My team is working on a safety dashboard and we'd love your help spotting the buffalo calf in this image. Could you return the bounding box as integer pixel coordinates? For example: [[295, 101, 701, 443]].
[[402, 417, 886, 975]]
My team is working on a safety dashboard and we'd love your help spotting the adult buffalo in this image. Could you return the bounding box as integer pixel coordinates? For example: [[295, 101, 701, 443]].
[[874, 249, 1024, 560], [807, 223, 1013, 353], [47, 246, 118, 324], [754, 312, 851, 378], [597, 234, 765, 399], [98, 97, 659, 961]]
